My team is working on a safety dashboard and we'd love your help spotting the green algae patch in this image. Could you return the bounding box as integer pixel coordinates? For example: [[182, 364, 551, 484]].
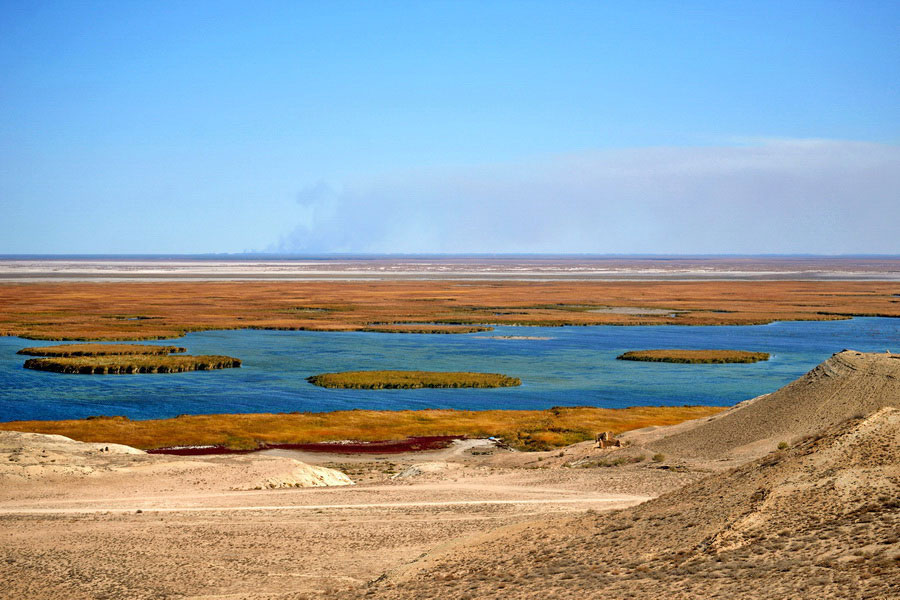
[[307, 370, 521, 389], [23, 354, 241, 374], [17, 343, 187, 357], [616, 349, 770, 364]]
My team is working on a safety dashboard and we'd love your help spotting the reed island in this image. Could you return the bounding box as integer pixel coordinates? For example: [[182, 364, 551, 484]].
[[306, 370, 521, 389], [17, 343, 187, 356], [616, 349, 770, 364], [19, 343, 240, 374]]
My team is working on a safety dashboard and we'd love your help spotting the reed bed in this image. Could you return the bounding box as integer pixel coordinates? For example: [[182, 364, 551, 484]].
[[1, 280, 896, 341], [23, 355, 241, 374], [17, 343, 186, 357], [617, 349, 770, 364], [361, 325, 492, 334], [306, 370, 521, 389], [0, 405, 726, 451]]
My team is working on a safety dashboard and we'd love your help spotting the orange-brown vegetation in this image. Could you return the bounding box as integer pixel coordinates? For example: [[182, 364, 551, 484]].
[[617, 349, 770, 363], [22, 355, 241, 374], [0, 280, 897, 340], [0, 405, 725, 451], [17, 343, 186, 356], [360, 324, 491, 334]]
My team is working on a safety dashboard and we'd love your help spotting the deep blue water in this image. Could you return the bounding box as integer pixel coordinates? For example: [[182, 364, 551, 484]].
[[0, 318, 897, 421]]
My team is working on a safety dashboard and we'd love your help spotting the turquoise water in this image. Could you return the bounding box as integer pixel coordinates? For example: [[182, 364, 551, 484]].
[[0, 317, 896, 421]]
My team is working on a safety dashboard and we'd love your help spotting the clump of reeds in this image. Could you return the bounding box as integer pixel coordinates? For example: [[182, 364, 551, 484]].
[[17, 343, 186, 357], [616, 349, 770, 364], [23, 355, 241, 374], [306, 370, 521, 389], [361, 325, 492, 334]]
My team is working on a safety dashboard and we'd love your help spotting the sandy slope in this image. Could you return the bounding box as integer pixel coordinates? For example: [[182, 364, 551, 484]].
[[0, 430, 354, 493], [376, 408, 900, 599], [0, 437, 676, 599], [646, 350, 900, 461]]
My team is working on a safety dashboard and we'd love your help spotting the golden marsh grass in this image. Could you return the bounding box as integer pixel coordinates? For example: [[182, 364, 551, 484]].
[[306, 370, 521, 389], [23, 354, 241, 374], [0, 406, 726, 451], [17, 343, 186, 356], [617, 349, 771, 364], [1, 280, 897, 341]]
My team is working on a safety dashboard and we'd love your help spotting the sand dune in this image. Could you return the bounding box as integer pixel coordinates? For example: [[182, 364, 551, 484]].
[[645, 350, 900, 461], [0, 430, 353, 491], [377, 407, 900, 599]]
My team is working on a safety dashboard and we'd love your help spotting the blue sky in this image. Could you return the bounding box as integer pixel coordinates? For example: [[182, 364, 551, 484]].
[[1, 1, 898, 254]]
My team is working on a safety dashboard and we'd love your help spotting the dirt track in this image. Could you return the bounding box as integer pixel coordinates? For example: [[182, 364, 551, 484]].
[[0, 485, 649, 515]]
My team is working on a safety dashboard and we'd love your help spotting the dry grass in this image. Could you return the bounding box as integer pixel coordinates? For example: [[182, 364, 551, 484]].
[[0, 280, 897, 340], [617, 349, 770, 363], [361, 325, 492, 334], [0, 405, 725, 451], [22, 355, 241, 374], [306, 371, 521, 389], [17, 343, 186, 356]]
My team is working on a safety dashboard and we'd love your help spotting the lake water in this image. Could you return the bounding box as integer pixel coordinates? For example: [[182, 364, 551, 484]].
[[0, 317, 897, 422]]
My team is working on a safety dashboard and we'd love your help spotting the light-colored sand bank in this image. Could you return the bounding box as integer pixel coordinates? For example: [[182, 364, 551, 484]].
[[2, 256, 899, 281]]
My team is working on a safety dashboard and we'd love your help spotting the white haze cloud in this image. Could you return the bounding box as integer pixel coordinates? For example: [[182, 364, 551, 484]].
[[271, 140, 900, 254]]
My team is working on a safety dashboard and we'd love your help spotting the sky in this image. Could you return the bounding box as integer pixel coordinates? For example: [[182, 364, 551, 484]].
[[1, 1, 898, 255]]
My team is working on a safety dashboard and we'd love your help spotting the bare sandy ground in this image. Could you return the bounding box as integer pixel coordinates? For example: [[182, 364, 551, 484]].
[[377, 407, 900, 600], [2, 351, 898, 599], [0, 435, 691, 600]]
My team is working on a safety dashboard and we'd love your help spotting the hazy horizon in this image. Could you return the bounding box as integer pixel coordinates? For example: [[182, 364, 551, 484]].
[[3, 253, 900, 259]]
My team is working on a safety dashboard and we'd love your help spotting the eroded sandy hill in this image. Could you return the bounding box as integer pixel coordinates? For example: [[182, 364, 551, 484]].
[[377, 407, 900, 599], [647, 350, 900, 461], [0, 430, 353, 493]]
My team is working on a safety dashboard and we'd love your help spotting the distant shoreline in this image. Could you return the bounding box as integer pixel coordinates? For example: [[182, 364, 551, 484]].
[[1, 255, 899, 281]]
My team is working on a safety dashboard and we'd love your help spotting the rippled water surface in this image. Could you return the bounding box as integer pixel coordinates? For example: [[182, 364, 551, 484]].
[[1, 317, 897, 421]]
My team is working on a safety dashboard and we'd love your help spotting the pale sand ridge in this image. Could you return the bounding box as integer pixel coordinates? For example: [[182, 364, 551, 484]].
[[646, 349, 900, 461], [376, 407, 900, 599]]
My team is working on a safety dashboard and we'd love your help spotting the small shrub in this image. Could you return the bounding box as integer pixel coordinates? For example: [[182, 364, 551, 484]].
[[652, 453, 665, 462], [778, 441, 789, 450]]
